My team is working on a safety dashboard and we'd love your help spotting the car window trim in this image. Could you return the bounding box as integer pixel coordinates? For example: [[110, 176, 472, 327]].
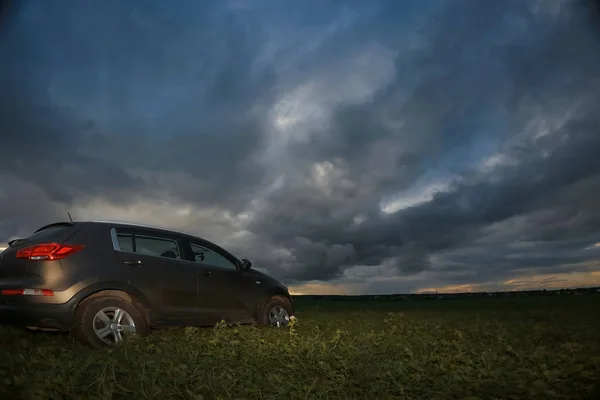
[[110, 227, 184, 261], [109, 226, 242, 268]]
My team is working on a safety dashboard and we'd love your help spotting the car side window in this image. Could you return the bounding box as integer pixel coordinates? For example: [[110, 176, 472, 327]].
[[115, 230, 181, 260], [190, 243, 237, 270], [136, 235, 181, 259]]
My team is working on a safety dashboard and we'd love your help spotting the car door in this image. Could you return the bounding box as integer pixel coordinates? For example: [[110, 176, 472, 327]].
[[186, 241, 259, 325], [112, 228, 199, 324]]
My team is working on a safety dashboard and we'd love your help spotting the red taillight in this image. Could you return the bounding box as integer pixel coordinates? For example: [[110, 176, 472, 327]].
[[15, 243, 84, 260], [1, 288, 54, 296]]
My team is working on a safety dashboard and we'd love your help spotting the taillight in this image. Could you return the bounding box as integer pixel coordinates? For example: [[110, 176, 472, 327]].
[[15, 243, 84, 260], [1, 288, 54, 296]]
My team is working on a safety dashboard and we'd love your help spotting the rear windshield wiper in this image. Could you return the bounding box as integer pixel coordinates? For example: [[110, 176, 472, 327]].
[[8, 238, 28, 247]]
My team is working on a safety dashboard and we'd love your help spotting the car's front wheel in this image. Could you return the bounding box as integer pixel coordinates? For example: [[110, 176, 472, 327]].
[[259, 296, 294, 327], [72, 293, 148, 348]]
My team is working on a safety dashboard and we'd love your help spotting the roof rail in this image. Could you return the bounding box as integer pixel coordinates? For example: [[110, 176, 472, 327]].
[[89, 220, 173, 231]]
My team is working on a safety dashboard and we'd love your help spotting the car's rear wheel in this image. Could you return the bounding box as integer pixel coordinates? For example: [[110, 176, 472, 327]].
[[73, 294, 148, 348], [259, 296, 293, 327]]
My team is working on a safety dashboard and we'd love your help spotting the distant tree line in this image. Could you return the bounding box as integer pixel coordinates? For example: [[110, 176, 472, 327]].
[[293, 287, 600, 301]]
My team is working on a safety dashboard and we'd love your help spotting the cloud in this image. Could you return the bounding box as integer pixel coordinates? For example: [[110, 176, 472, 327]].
[[242, 0, 600, 284], [1, 0, 599, 293]]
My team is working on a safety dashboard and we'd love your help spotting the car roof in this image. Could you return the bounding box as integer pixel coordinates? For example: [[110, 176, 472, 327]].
[[34, 220, 231, 251], [88, 220, 205, 240]]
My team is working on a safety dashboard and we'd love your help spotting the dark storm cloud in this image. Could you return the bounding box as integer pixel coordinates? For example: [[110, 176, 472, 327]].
[[1, 0, 599, 292], [0, 1, 273, 215], [0, 94, 144, 204], [284, 0, 538, 189], [243, 0, 600, 284], [253, 108, 600, 283]]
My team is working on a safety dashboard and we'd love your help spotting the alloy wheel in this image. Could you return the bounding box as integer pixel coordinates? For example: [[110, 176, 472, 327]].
[[92, 306, 137, 344], [268, 305, 290, 327]]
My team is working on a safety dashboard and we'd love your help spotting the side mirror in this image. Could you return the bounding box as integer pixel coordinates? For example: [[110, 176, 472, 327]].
[[240, 258, 252, 271]]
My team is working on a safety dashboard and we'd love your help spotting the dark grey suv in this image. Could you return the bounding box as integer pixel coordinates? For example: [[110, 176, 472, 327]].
[[0, 221, 295, 347]]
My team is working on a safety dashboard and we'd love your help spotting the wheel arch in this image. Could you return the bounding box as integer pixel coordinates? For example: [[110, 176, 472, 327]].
[[256, 287, 295, 318], [69, 282, 152, 326]]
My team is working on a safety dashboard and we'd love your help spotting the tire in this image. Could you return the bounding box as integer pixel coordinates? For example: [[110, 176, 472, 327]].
[[258, 296, 294, 328], [72, 294, 149, 348]]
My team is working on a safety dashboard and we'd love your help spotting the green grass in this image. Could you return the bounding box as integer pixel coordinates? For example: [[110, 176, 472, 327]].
[[1, 295, 600, 400]]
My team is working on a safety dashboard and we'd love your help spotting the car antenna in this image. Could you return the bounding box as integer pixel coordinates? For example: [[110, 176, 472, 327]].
[[68, 212, 74, 223]]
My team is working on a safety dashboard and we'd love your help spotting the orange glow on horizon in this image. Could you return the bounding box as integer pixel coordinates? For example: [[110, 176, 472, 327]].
[[288, 281, 360, 296], [289, 269, 600, 295], [416, 283, 478, 294], [418, 270, 600, 294]]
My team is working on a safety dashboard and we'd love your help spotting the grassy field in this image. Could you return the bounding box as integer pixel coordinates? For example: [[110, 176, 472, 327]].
[[1, 295, 600, 400]]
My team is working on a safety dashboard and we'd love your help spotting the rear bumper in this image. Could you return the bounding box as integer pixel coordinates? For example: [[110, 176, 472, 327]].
[[0, 301, 74, 331]]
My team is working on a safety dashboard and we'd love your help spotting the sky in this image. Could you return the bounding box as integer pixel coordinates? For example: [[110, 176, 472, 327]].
[[1, 0, 600, 295]]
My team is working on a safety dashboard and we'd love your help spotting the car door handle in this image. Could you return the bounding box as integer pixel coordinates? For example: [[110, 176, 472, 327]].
[[124, 260, 143, 267], [200, 271, 212, 278]]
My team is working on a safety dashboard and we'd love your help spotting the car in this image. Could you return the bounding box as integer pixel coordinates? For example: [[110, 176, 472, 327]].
[[0, 220, 295, 347]]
